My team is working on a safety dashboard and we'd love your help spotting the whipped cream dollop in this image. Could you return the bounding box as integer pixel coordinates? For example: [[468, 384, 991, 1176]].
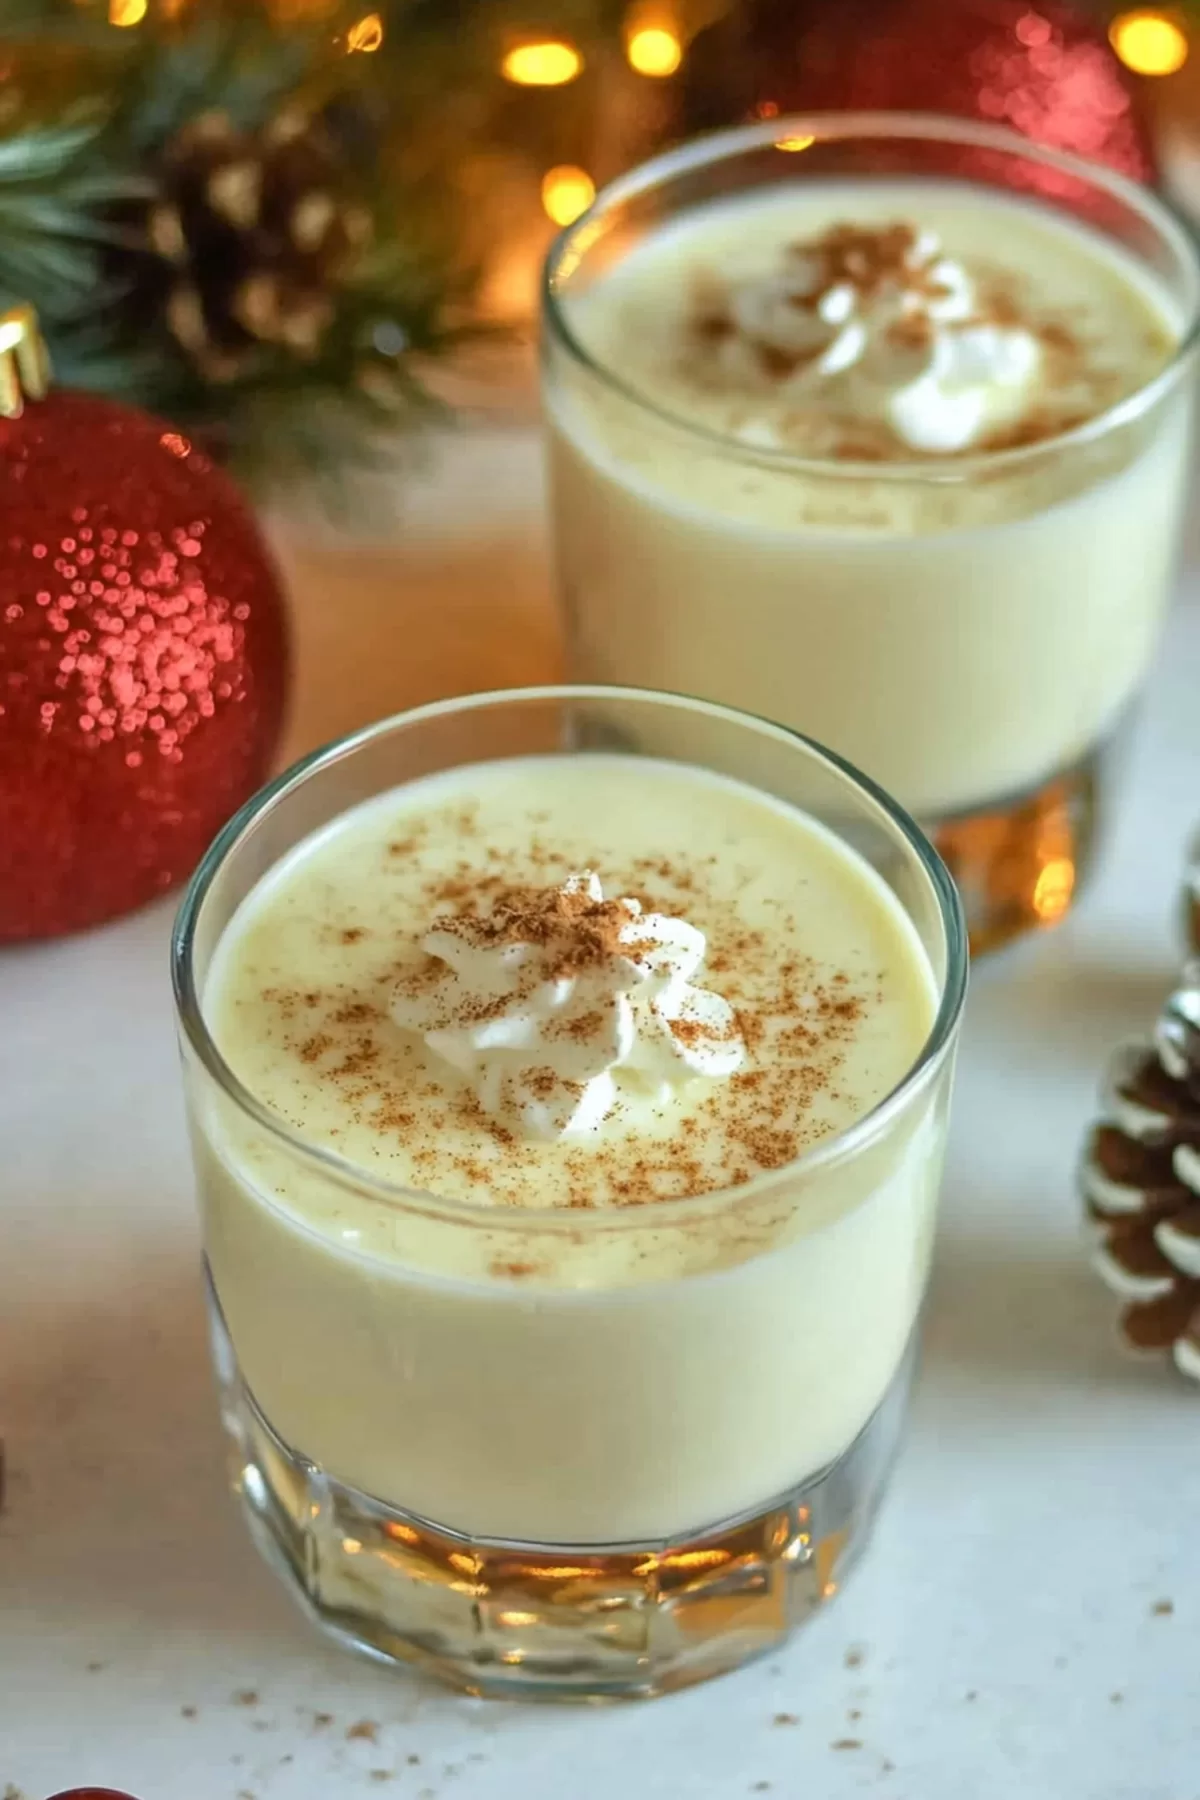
[[714, 222, 1041, 453], [390, 871, 746, 1141]]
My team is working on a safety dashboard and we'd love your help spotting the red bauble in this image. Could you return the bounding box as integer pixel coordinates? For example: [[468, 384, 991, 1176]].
[[681, 0, 1157, 183], [45, 1791, 142, 1799], [0, 389, 288, 942]]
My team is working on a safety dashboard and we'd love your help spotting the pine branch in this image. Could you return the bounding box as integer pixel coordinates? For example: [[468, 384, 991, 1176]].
[[0, 0, 618, 504]]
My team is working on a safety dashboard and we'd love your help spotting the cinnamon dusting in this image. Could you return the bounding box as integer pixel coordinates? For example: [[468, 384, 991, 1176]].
[[787, 222, 937, 300], [685, 217, 1161, 462], [489, 1258, 540, 1279], [431, 880, 643, 975], [244, 815, 890, 1216]]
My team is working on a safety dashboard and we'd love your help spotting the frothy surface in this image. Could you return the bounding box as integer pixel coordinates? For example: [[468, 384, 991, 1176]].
[[564, 180, 1176, 466], [206, 754, 936, 1211]]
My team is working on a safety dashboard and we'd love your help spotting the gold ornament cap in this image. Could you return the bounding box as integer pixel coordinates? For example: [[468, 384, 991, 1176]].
[[0, 304, 51, 419]]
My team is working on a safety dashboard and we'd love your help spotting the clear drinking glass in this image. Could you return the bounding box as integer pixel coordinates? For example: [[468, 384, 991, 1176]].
[[172, 686, 966, 1699], [542, 113, 1200, 954]]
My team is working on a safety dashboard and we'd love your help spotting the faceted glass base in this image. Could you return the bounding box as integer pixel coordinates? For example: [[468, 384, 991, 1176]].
[[933, 734, 1116, 957], [209, 1285, 913, 1700]]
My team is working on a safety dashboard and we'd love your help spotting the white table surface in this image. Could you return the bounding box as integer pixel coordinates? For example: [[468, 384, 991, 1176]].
[[3, 428, 1200, 1800]]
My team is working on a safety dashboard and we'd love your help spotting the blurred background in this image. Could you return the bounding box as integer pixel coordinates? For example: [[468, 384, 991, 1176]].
[[4, 0, 1200, 503], [5, 0, 1200, 944]]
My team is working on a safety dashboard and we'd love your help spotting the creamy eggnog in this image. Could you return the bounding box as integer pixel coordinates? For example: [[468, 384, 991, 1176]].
[[177, 687, 965, 1694], [198, 750, 940, 1545], [544, 125, 1197, 899]]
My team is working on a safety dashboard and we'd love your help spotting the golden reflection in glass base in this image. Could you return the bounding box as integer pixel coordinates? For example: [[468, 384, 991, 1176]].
[[208, 1277, 913, 1701], [932, 736, 1114, 957]]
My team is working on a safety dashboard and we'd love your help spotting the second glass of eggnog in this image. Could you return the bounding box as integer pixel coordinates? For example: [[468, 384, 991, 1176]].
[[173, 686, 965, 1699], [543, 114, 1200, 952]]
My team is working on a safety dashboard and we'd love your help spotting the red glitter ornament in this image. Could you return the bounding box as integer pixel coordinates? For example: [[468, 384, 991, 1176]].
[[0, 308, 288, 943], [681, 0, 1157, 183]]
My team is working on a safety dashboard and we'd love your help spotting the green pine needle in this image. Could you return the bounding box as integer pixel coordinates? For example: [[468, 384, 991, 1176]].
[[0, 0, 617, 506]]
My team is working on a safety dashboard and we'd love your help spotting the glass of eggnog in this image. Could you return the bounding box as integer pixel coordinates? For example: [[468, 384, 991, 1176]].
[[543, 114, 1200, 953], [173, 685, 965, 1698]]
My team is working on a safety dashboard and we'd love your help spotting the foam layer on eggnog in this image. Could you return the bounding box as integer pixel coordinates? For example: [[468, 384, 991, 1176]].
[[206, 753, 936, 1220], [557, 180, 1178, 529]]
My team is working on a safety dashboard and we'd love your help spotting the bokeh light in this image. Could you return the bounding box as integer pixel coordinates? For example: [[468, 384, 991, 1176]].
[[346, 12, 384, 51], [109, 0, 147, 23], [627, 26, 683, 76], [1032, 857, 1076, 924], [542, 165, 596, 226], [502, 41, 583, 85], [1109, 9, 1188, 75]]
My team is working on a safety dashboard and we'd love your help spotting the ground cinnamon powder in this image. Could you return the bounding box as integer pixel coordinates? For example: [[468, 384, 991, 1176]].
[[254, 826, 878, 1211], [687, 217, 1144, 462]]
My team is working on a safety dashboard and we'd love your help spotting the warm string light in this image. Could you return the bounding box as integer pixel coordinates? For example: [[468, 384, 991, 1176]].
[[1109, 8, 1189, 74], [627, 24, 683, 75], [108, 0, 147, 23], [542, 164, 595, 225], [346, 11, 384, 51], [501, 41, 583, 84]]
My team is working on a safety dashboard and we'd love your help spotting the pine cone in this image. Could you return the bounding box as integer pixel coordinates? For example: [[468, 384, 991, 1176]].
[[140, 107, 372, 383], [1080, 961, 1200, 1380]]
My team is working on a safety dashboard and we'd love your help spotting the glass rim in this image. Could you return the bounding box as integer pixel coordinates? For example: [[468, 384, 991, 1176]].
[[542, 109, 1200, 484], [171, 684, 968, 1234]]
